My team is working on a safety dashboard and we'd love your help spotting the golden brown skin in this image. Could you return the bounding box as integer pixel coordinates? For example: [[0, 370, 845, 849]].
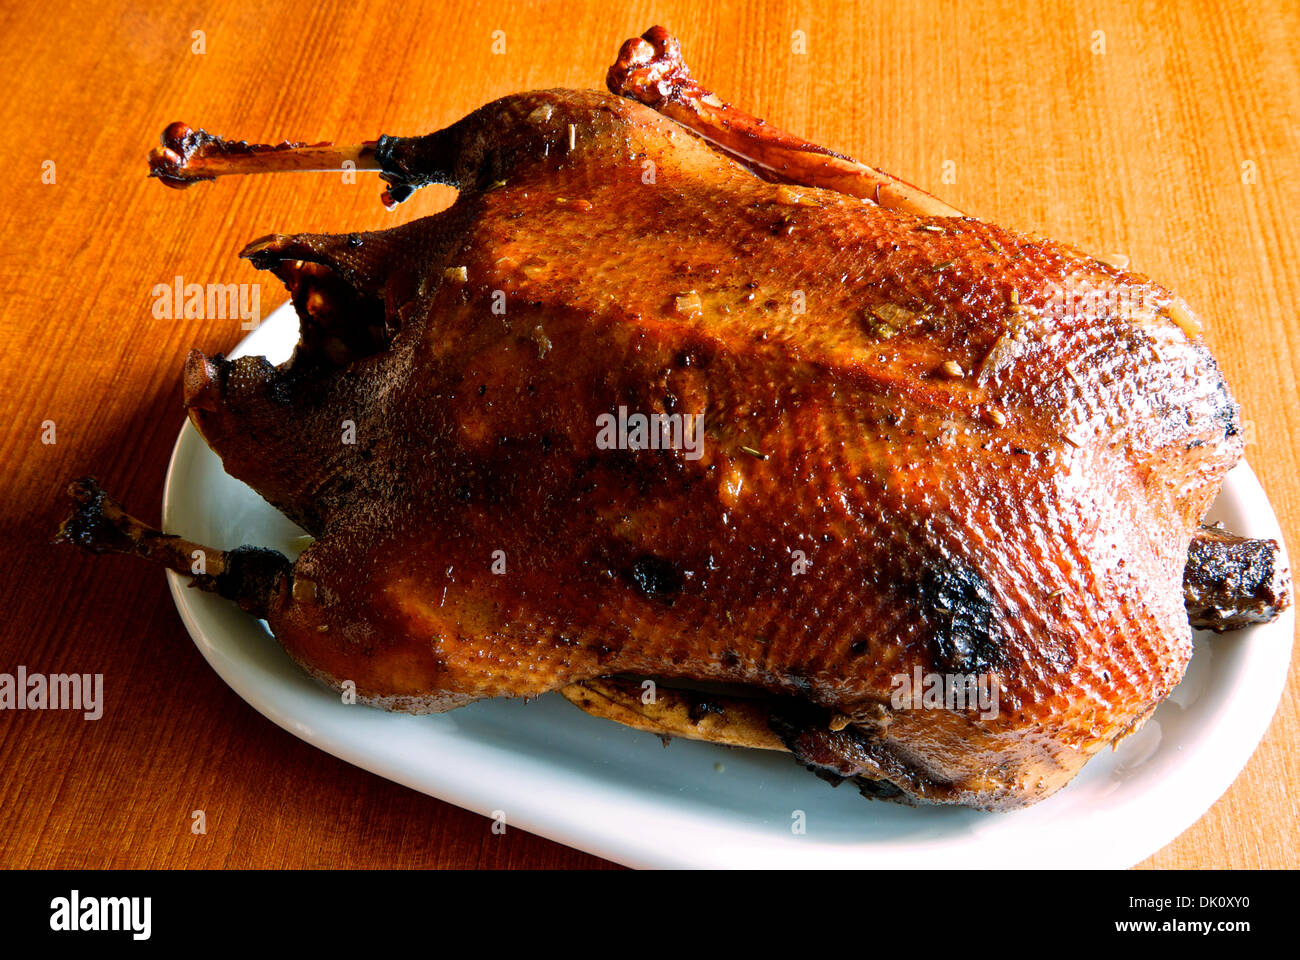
[[57, 30, 1277, 810]]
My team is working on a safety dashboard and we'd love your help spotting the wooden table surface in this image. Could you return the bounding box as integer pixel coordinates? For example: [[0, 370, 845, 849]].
[[2, 0, 1297, 869]]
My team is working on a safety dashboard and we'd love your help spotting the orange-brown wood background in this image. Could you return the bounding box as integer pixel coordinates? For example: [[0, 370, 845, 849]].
[[1, 0, 1297, 869]]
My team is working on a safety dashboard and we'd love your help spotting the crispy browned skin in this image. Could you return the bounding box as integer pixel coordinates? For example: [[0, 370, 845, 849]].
[[57, 29, 1289, 810]]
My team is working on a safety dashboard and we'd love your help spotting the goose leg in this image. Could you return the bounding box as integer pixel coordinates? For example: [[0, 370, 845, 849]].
[[54, 478, 290, 619]]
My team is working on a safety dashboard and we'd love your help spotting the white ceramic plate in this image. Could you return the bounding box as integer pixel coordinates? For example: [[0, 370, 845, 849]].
[[162, 301, 1293, 869]]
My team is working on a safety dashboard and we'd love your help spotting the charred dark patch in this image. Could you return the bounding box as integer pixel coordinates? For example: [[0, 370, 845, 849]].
[[625, 554, 684, 601], [216, 546, 292, 614], [854, 776, 906, 801], [1184, 525, 1291, 631], [54, 479, 137, 554], [917, 558, 1003, 673], [687, 698, 725, 723], [373, 130, 461, 203]]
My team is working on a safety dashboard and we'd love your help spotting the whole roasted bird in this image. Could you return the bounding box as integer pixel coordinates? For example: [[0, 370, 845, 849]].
[[59, 28, 1289, 809]]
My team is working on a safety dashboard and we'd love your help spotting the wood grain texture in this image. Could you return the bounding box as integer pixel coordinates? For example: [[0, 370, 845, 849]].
[[0, 0, 1296, 869]]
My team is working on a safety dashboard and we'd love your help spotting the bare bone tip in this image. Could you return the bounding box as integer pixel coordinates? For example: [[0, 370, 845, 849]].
[[53, 477, 131, 555], [638, 24, 682, 63], [607, 25, 691, 102], [147, 121, 211, 188]]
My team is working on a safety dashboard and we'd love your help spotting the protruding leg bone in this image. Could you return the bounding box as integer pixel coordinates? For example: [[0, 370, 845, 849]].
[[54, 478, 290, 619], [147, 122, 448, 208], [149, 122, 381, 187], [607, 26, 964, 219]]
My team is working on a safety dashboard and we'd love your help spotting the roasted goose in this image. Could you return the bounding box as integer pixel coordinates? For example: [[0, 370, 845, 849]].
[[59, 28, 1289, 810]]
